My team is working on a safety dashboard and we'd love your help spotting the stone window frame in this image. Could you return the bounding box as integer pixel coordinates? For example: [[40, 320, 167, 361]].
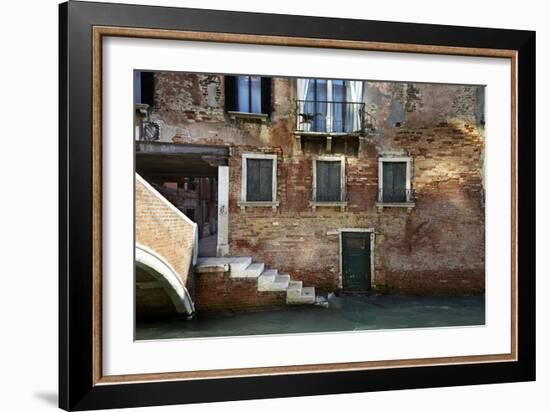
[[238, 153, 279, 211], [310, 155, 348, 211], [376, 155, 415, 210]]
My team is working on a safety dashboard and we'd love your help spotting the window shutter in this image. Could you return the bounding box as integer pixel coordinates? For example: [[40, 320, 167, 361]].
[[382, 162, 394, 201], [246, 159, 273, 201], [383, 162, 407, 202], [328, 161, 341, 201], [393, 163, 406, 189], [224, 76, 238, 112], [316, 161, 341, 202], [140, 71, 155, 107], [261, 77, 272, 115], [315, 161, 328, 201], [259, 159, 273, 201], [393, 162, 407, 202], [246, 159, 260, 201]]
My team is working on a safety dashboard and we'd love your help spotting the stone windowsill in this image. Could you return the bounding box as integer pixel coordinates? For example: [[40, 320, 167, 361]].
[[194, 264, 229, 274], [309, 201, 348, 211], [238, 200, 280, 211], [375, 201, 416, 210], [228, 111, 268, 123]]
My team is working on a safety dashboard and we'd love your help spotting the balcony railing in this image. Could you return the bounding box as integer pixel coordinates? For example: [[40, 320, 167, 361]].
[[377, 188, 415, 203], [296, 100, 365, 134]]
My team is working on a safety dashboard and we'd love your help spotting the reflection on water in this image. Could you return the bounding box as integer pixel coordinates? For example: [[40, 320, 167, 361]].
[[136, 294, 485, 340]]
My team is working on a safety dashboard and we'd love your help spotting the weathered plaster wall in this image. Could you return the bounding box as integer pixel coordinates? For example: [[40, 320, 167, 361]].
[[150, 73, 296, 150], [147, 73, 485, 295]]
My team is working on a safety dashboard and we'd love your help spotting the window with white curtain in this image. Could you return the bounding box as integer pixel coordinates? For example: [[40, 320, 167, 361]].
[[297, 79, 363, 133]]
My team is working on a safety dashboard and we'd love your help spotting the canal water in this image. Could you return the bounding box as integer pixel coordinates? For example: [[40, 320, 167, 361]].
[[135, 294, 485, 340]]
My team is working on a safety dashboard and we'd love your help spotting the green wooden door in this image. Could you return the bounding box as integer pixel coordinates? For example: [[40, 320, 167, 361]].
[[342, 232, 371, 291]]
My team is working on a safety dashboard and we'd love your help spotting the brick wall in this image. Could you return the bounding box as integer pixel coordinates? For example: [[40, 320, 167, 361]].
[[146, 74, 485, 295], [135, 175, 196, 287], [194, 271, 285, 313], [154, 72, 226, 123]]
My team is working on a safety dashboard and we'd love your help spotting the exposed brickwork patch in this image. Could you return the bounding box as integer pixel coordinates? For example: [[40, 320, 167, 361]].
[[195, 272, 285, 312]]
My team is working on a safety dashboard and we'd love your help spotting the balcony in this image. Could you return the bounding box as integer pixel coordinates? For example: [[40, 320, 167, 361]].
[[295, 100, 365, 135]]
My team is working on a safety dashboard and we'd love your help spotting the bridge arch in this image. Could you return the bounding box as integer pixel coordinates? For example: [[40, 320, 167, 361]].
[[135, 243, 195, 316]]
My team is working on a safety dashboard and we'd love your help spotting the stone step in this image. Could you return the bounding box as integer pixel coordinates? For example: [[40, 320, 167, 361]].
[[286, 280, 303, 299], [269, 274, 290, 291], [288, 286, 316, 305], [301, 286, 315, 299], [258, 271, 289, 292], [237, 262, 265, 278], [196, 256, 252, 274], [257, 269, 278, 291], [198, 256, 316, 305], [228, 257, 253, 276]]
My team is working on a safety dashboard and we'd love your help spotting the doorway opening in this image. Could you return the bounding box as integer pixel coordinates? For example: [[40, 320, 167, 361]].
[[136, 142, 228, 257]]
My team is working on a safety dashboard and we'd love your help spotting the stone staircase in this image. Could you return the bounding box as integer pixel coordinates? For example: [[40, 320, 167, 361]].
[[195, 257, 316, 305]]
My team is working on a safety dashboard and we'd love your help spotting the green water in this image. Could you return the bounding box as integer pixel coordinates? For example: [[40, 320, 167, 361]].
[[135, 294, 485, 340]]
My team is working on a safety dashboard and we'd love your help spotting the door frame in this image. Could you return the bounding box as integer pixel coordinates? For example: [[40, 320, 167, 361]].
[[338, 228, 375, 290], [216, 165, 230, 256]]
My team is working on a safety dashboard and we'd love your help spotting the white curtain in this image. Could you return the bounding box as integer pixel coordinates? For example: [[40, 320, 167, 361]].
[[326, 80, 333, 132], [346, 80, 364, 131], [296, 79, 310, 128]]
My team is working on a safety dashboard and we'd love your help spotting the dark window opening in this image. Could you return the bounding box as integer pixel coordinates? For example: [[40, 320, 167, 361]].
[[316, 160, 341, 202], [135, 71, 155, 107], [224, 76, 271, 115], [246, 159, 273, 201], [382, 162, 407, 202], [238, 76, 261, 113]]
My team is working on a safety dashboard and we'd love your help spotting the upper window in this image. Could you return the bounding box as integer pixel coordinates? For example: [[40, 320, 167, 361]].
[[237, 76, 262, 113], [377, 157, 413, 204], [297, 79, 364, 133], [225, 76, 272, 115], [134, 71, 155, 106], [240, 154, 278, 206], [312, 156, 346, 203]]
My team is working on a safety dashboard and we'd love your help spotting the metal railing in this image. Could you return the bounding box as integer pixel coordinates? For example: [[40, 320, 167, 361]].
[[377, 188, 415, 203], [296, 100, 365, 133]]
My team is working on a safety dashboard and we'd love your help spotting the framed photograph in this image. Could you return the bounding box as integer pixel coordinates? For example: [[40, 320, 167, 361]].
[[59, 1, 535, 410]]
